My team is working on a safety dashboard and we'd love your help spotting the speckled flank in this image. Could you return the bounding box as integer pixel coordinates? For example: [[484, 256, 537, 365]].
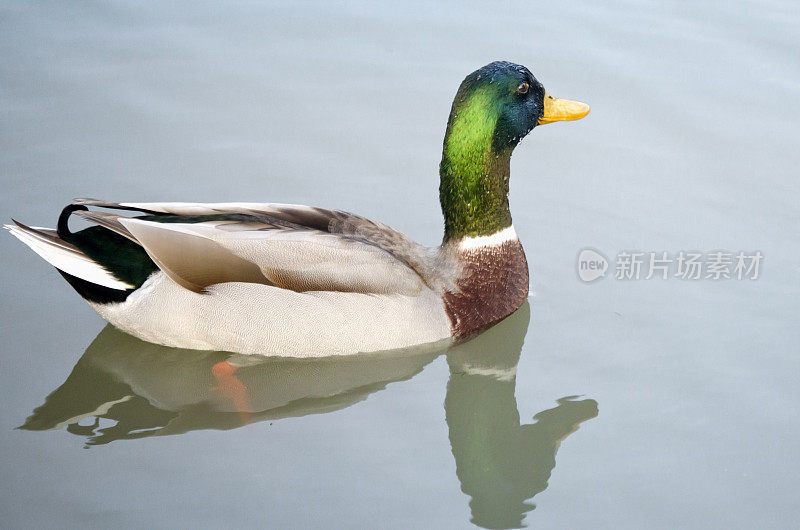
[[443, 240, 529, 335], [88, 271, 453, 357]]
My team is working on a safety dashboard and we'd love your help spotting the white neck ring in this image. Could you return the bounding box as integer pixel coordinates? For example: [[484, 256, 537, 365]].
[[457, 225, 518, 251]]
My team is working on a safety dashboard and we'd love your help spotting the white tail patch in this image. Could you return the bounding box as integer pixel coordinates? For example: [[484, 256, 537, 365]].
[[5, 223, 134, 290]]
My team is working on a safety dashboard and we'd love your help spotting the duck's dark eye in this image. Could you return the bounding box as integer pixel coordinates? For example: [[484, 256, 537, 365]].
[[516, 82, 529, 95]]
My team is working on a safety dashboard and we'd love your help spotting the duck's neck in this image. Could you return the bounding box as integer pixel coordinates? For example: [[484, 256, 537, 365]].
[[439, 100, 513, 241]]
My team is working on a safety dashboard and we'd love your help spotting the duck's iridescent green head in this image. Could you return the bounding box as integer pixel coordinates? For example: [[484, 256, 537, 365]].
[[440, 61, 589, 240], [447, 62, 545, 152]]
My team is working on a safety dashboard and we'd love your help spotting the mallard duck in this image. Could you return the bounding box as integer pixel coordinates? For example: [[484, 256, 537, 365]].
[[6, 61, 588, 356]]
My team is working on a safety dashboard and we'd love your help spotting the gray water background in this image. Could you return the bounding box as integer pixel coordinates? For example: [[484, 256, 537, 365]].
[[1, 1, 798, 528]]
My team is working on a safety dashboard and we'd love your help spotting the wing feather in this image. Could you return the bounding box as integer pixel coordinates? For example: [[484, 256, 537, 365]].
[[73, 210, 138, 242], [73, 199, 443, 288], [117, 219, 270, 292], [118, 218, 425, 295]]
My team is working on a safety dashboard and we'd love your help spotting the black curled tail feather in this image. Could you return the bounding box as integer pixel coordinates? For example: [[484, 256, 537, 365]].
[[57, 204, 89, 239], [52, 204, 159, 304]]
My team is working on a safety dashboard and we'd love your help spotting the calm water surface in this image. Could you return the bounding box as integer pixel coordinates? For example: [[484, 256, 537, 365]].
[[1, 1, 798, 528]]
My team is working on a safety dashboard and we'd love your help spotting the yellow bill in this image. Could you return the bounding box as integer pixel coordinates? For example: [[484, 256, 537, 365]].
[[538, 93, 590, 125]]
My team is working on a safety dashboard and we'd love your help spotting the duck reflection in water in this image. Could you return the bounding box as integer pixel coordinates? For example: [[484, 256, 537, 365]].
[[20, 331, 442, 443], [446, 303, 598, 528], [21, 302, 597, 528]]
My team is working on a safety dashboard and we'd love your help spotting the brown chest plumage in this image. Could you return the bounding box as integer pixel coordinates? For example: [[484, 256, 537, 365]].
[[443, 240, 529, 336]]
